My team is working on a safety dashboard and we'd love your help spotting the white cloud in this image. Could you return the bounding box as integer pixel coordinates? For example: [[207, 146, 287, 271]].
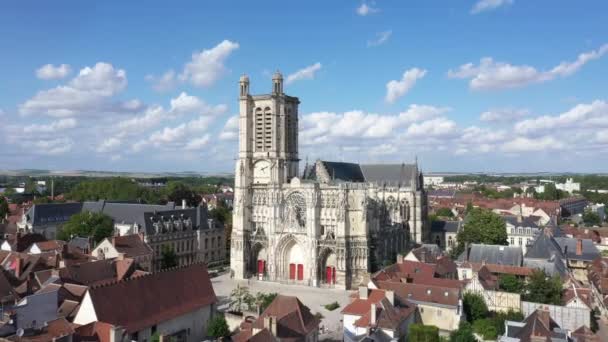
[[356, 2, 379, 16], [23, 118, 77, 133], [286, 63, 322, 85], [515, 100, 608, 134], [36, 64, 72, 80], [133, 115, 215, 152], [97, 137, 122, 153], [480, 108, 529, 122], [367, 30, 392, 47], [31, 137, 74, 155], [219, 116, 239, 140], [448, 44, 608, 90], [20, 62, 128, 117], [179, 40, 239, 87], [405, 117, 457, 138], [471, 0, 513, 14], [185, 135, 211, 150], [385, 68, 427, 104], [145, 70, 177, 92], [501, 136, 563, 152]]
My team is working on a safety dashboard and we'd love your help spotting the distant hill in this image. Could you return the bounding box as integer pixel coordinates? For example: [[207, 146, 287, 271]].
[[0, 169, 234, 178]]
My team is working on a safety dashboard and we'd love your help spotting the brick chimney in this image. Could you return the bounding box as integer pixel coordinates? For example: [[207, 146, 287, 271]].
[[370, 303, 377, 326], [576, 239, 583, 256], [14, 257, 21, 278]]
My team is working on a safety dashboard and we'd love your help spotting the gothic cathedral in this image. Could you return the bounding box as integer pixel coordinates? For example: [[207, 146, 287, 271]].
[[230, 72, 428, 289]]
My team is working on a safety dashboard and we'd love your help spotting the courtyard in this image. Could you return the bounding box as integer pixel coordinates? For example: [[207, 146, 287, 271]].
[[211, 272, 353, 341]]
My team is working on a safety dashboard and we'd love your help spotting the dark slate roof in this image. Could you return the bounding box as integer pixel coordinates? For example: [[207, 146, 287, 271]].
[[303, 160, 420, 187], [68, 237, 90, 251], [431, 220, 462, 233], [555, 237, 600, 261], [26, 203, 83, 226], [504, 215, 540, 229], [525, 231, 565, 260], [142, 206, 209, 235], [360, 163, 418, 186], [461, 244, 523, 266], [83, 200, 175, 227], [523, 256, 568, 278]]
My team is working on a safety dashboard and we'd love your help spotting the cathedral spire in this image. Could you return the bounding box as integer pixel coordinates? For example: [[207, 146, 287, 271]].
[[272, 70, 283, 95]]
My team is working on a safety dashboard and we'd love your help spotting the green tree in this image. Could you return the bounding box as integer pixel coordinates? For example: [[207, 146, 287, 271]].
[[164, 181, 201, 207], [58, 211, 114, 243], [409, 324, 440, 342], [435, 207, 454, 218], [3, 188, 16, 197], [499, 274, 524, 293], [463, 293, 488, 323], [493, 310, 524, 335], [0, 197, 9, 220], [254, 292, 278, 314], [207, 314, 230, 338], [449, 321, 475, 342], [230, 285, 253, 313], [160, 246, 178, 269], [472, 318, 497, 340], [583, 210, 601, 227], [454, 208, 507, 256], [209, 201, 232, 226], [522, 270, 562, 305]]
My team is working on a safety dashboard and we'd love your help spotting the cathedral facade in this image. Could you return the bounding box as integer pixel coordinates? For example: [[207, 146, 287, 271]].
[[230, 73, 428, 289]]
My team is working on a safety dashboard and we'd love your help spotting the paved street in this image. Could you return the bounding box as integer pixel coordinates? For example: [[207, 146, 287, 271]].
[[211, 272, 352, 341]]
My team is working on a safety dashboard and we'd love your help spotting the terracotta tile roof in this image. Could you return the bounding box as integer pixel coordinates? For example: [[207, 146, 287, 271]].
[[562, 286, 593, 309], [15, 233, 47, 252], [373, 260, 436, 282], [376, 281, 460, 307], [112, 234, 153, 258], [342, 289, 388, 315], [469, 262, 534, 277], [59, 258, 135, 286], [571, 325, 599, 342], [512, 309, 564, 342], [30, 240, 65, 253], [86, 263, 216, 333], [6, 318, 75, 342], [249, 295, 319, 339]]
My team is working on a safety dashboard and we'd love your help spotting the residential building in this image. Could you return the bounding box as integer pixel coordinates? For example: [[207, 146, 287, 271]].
[[556, 178, 581, 194], [58, 257, 142, 286], [92, 234, 153, 271], [18, 203, 83, 239], [430, 220, 461, 251], [587, 203, 606, 222], [83, 200, 225, 270], [524, 229, 569, 278], [232, 295, 320, 342], [375, 281, 463, 335], [424, 176, 444, 187], [500, 309, 570, 342], [73, 263, 217, 342], [341, 287, 416, 342], [587, 257, 608, 315], [231, 74, 428, 289], [504, 215, 540, 255], [26, 240, 65, 255], [458, 244, 523, 267], [560, 197, 587, 217]]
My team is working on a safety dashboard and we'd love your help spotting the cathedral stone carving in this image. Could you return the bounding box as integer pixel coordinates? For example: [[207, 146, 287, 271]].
[[230, 73, 428, 289]]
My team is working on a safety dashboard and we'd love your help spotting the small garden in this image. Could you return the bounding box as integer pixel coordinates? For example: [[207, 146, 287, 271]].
[[462, 293, 524, 340], [324, 301, 340, 311]]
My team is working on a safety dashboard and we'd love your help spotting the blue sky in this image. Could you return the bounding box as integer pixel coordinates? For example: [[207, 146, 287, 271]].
[[1, 0, 607, 173]]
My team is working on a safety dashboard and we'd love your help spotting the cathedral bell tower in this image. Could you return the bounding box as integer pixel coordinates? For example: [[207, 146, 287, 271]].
[[231, 72, 300, 280]]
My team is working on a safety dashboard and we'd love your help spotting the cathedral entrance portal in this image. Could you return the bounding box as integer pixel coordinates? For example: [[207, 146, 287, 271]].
[[320, 249, 337, 285], [277, 236, 306, 283], [251, 244, 268, 280]]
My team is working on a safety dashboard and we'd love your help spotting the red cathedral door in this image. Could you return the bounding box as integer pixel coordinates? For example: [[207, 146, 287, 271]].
[[289, 263, 296, 280], [325, 266, 332, 284], [257, 260, 265, 275], [332, 267, 336, 284], [297, 264, 304, 281]]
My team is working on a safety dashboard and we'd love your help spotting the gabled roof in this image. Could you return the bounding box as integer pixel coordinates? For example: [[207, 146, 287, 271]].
[[26, 203, 83, 226], [250, 295, 319, 339], [112, 234, 153, 258], [554, 237, 599, 261], [86, 263, 216, 333], [376, 281, 460, 307], [508, 309, 567, 342], [30, 240, 65, 253], [431, 220, 461, 233], [503, 215, 540, 229], [59, 258, 135, 286], [571, 325, 599, 342], [460, 244, 523, 266]]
